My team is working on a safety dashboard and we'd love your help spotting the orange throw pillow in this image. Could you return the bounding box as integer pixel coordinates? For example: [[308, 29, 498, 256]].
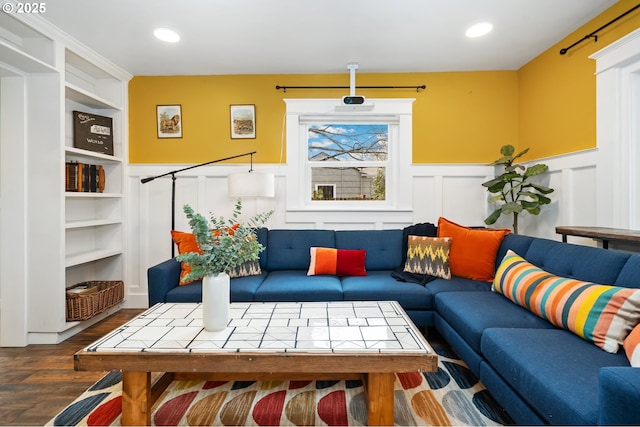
[[624, 324, 640, 367], [172, 225, 254, 284], [171, 230, 202, 284], [437, 217, 510, 282], [307, 247, 367, 276]]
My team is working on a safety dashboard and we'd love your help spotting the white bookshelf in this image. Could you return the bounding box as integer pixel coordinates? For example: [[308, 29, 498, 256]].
[[0, 12, 132, 345]]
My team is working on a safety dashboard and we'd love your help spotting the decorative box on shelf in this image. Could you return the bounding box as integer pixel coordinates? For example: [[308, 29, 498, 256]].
[[73, 111, 114, 155], [66, 280, 124, 321]]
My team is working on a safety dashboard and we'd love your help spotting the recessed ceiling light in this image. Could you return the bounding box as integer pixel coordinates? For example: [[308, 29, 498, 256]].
[[465, 22, 493, 38], [154, 28, 180, 43]]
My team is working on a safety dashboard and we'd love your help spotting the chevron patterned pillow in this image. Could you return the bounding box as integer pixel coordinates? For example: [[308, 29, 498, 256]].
[[403, 236, 452, 279], [228, 260, 262, 278]]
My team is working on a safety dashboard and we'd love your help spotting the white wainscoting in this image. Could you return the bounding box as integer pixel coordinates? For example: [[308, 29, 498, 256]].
[[125, 149, 599, 308]]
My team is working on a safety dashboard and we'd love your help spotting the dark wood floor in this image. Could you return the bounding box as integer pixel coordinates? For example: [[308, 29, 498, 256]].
[[0, 309, 143, 426]]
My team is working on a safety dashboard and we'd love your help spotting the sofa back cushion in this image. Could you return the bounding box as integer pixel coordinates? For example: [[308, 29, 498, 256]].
[[614, 254, 640, 289], [255, 227, 268, 270], [496, 233, 536, 271], [335, 229, 403, 271], [266, 229, 335, 271], [523, 238, 631, 285]]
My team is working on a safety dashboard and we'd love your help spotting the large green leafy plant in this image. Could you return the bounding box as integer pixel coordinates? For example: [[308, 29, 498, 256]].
[[482, 145, 554, 234], [177, 200, 272, 282]]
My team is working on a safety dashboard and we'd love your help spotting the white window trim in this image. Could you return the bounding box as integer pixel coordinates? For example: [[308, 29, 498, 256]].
[[284, 98, 414, 219]]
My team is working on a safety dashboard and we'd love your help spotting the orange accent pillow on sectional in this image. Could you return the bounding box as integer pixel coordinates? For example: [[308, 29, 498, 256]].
[[437, 217, 510, 282], [171, 230, 202, 284], [171, 225, 243, 285], [624, 324, 640, 367]]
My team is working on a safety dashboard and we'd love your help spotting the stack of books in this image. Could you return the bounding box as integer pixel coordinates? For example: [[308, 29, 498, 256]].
[[65, 161, 105, 193]]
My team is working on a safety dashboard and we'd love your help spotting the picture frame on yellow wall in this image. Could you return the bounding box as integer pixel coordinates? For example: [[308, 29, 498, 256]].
[[230, 104, 256, 139], [157, 105, 182, 138]]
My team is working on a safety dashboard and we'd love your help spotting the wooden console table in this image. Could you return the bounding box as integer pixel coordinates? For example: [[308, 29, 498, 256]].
[[556, 226, 640, 249]]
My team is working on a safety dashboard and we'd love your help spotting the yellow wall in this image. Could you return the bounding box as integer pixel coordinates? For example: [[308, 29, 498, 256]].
[[129, 1, 640, 165], [129, 71, 518, 164], [518, 0, 640, 159]]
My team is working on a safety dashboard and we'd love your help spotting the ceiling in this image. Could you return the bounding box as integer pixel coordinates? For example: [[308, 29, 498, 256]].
[[42, 0, 618, 76]]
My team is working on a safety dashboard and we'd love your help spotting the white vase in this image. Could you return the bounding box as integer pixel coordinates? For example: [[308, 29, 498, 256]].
[[202, 273, 230, 332]]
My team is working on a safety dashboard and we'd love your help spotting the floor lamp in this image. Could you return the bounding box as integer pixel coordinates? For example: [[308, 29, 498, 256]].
[[141, 151, 274, 257]]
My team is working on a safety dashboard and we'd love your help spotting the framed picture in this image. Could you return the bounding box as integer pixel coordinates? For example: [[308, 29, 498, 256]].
[[157, 105, 182, 138], [230, 104, 256, 139]]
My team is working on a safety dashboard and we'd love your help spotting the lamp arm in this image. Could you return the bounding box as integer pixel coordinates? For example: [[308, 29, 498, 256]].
[[140, 150, 257, 258], [140, 151, 256, 183]]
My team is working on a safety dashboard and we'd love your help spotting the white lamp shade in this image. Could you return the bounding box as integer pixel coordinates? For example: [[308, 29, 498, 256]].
[[227, 172, 275, 198]]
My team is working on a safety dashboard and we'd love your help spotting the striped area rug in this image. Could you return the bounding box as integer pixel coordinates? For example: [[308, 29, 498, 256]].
[[48, 339, 512, 426]]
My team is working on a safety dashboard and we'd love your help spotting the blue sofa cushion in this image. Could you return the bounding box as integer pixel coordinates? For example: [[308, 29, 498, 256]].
[[495, 233, 536, 270], [335, 230, 403, 271], [266, 230, 335, 271], [164, 273, 268, 303], [254, 270, 343, 301], [435, 291, 554, 353], [165, 280, 202, 303], [481, 328, 630, 425], [425, 276, 492, 294], [522, 238, 631, 285], [255, 227, 268, 270], [341, 271, 432, 310], [615, 254, 640, 288], [231, 273, 269, 301], [599, 367, 640, 425]]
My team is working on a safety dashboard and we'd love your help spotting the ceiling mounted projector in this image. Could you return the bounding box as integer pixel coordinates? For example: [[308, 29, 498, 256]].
[[342, 95, 365, 105], [335, 63, 374, 111]]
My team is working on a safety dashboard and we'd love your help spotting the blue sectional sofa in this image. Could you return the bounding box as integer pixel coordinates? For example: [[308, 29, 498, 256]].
[[147, 226, 640, 425]]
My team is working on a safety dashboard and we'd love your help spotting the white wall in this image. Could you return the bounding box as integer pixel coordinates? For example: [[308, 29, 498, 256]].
[[125, 148, 598, 307], [592, 28, 640, 230]]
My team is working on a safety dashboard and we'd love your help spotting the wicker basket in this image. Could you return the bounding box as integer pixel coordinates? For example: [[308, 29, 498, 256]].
[[66, 280, 124, 321]]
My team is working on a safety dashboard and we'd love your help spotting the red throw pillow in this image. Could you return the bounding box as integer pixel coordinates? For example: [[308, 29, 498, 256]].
[[437, 217, 510, 282], [307, 247, 367, 276]]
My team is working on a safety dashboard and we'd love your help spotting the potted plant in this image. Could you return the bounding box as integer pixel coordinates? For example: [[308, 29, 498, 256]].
[[177, 200, 272, 330], [482, 145, 554, 234]]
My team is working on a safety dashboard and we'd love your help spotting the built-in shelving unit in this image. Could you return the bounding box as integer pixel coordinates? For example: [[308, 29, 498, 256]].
[[0, 12, 131, 345]]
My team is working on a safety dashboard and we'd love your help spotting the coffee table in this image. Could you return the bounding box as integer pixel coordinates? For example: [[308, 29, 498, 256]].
[[75, 301, 437, 425]]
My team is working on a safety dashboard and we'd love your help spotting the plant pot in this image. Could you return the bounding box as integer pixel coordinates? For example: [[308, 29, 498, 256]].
[[202, 272, 230, 331]]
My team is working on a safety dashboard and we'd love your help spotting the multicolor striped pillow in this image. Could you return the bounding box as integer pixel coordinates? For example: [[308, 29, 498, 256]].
[[493, 250, 640, 353]]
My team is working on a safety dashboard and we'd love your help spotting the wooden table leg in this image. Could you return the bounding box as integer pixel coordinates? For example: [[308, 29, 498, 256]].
[[365, 372, 395, 426], [122, 371, 151, 426]]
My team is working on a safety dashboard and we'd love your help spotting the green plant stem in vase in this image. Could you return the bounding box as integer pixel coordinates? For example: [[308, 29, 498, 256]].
[[482, 145, 554, 234], [177, 199, 272, 330]]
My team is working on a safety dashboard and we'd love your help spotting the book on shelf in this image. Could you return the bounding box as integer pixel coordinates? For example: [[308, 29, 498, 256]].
[[66, 161, 105, 193]]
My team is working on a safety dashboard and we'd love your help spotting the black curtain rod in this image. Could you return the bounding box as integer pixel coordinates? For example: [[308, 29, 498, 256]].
[[275, 85, 426, 93], [560, 3, 640, 55]]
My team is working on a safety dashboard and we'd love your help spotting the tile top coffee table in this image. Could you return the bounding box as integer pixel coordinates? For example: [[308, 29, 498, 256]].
[[75, 301, 437, 425]]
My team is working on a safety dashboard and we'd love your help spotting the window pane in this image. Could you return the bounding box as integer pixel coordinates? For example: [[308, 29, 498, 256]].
[[312, 167, 385, 200], [308, 124, 388, 162]]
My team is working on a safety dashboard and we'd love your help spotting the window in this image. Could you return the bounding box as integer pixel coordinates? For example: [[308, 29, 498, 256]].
[[308, 124, 388, 201], [284, 98, 414, 215]]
